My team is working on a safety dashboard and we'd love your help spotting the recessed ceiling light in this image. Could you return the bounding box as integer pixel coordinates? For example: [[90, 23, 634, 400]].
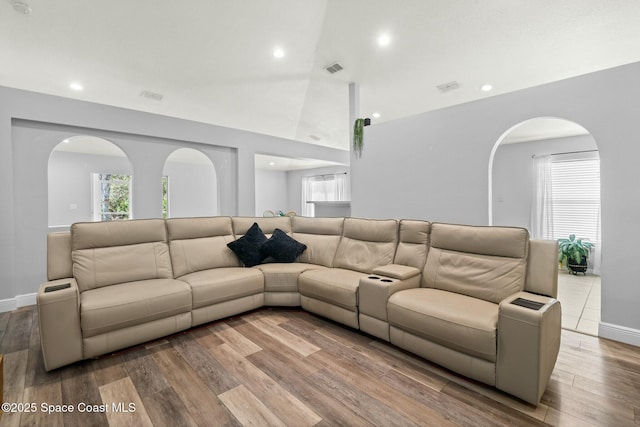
[[12, 1, 32, 15], [269, 162, 276, 166], [481, 84, 493, 92], [377, 33, 391, 47], [372, 112, 381, 119], [62, 139, 70, 144], [273, 48, 285, 59], [69, 82, 84, 91]]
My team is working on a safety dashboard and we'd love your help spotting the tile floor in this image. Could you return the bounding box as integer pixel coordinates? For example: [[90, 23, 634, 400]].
[[556, 269, 601, 336]]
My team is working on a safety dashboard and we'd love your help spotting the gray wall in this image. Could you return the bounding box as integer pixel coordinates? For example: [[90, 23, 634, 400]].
[[255, 169, 290, 216], [48, 151, 133, 226], [492, 134, 598, 229], [164, 160, 218, 218], [351, 61, 640, 342], [0, 85, 348, 304]]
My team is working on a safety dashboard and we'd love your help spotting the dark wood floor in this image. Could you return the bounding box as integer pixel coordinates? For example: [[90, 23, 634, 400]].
[[1, 306, 639, 426]]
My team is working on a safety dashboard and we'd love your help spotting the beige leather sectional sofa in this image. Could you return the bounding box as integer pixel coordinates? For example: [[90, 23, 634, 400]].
[[38, 216, 561, 405]]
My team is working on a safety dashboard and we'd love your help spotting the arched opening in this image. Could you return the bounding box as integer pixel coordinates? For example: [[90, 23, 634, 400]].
[[162, 148, 218, 218], [489, 117, 601, 336], [48, 135, 133, 227]]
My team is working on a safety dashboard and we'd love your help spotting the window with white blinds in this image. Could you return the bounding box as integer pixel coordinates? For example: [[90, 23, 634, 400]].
[[550, 152, 600, 244]]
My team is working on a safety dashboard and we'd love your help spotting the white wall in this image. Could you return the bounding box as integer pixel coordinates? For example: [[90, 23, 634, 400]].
[[351, 61, 640, 344], [492, 134, 598, 229], [255, 169, 289, 216], [164, 160, 218, 218], [0, 85, 348, 307], [48, 151, 133, 226]]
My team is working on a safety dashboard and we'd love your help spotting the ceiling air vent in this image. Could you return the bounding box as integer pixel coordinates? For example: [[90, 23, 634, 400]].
[[140, 90, 164, 101], [436, 81, 460, 93], [325, 63, 344, 74]]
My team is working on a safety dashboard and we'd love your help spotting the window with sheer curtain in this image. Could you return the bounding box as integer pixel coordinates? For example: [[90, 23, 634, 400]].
[[301, 173, 349, 217], [532, 151, 601, 273]]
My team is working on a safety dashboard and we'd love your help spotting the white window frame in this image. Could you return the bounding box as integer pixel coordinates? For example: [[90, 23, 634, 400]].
[[92, 173, 132, 221]]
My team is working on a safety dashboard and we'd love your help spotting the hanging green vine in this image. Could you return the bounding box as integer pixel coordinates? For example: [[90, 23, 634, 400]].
[[353, 118, 365, 158]]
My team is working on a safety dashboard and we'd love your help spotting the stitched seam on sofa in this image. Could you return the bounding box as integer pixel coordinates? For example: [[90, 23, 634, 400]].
[[389, 318, 496, 360], [182, 242, 190, 276], [91, 248, 97, 289], [389, 303, 496, 333], [83, 306, 192, 338], [153, 242, 160, 278], [194, 284, 263, 307], [300, 286, 356, 310], [83, 287, 190, 310], [432, 249, 443, 288], [388, 306, 496, 359], [189, 273, 262, 305], [82, 302, 192, 335]]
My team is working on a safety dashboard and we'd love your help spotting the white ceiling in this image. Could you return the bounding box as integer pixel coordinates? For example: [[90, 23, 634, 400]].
[[3, 0, 640, 154], [255, 153, 341, 171], [501, 118, 590, 144]]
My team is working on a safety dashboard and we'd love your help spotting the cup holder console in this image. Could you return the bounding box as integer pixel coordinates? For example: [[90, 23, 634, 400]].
[[366, 275, 394, 283]]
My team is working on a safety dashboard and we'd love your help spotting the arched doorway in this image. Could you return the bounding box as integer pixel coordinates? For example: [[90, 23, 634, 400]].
[[489, 117, 601, 336], [48, 135, 133, 226], [162, 148, 218, 218]]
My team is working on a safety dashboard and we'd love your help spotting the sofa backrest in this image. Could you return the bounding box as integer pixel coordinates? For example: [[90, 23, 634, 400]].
[[71, 219, 173, 292], [525, 239, 559, 298], [423, 223, 529, 304], [333, 218, 398, 273], [47, 231, 73, 281], [291, 216, 344, 267], [393, 220, 431, 270], [166, 216, 240, 277], [231, 216, 291, 237]]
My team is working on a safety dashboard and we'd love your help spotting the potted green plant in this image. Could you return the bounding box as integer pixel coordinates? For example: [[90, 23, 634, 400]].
[[558, 234, 594, 275], [353, 118, 365, 158]]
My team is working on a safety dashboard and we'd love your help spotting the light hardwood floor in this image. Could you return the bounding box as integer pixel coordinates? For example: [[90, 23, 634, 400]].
[[1, 305, 639, 426]]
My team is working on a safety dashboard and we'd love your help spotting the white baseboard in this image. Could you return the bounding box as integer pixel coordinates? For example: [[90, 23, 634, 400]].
[[0, 292, 37, 313], [599, 322, 640, 347], [17, 292, 37, 307]]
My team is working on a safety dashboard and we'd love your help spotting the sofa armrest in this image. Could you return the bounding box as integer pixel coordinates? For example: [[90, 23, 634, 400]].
[[496, 291, 561, 405], [37, 279, 83, 371], [372, 264, 420, 281], [359, 273, 421, 323]]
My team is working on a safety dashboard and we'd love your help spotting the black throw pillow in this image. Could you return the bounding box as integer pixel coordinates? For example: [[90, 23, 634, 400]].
[[227, 222, 268, 267], [260, 228, 307, 263]]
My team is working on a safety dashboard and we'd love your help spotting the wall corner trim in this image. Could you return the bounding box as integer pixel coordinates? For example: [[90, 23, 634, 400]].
[[599, 322, 640, 347]]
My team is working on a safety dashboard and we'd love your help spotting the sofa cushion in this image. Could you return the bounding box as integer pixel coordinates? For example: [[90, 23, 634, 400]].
[[333, 218, 398, 273], [80, 278, 192, 338], [423, 223, 529, 303], [227, 223, 268, 267], [71, 219, 174, 292], [255, 263, 325, 292], [393, 220, 431, 270], [388, 288, 499, 362], [71, 219, 167, 250], [298, 268, 366, 310], [291, 216, 344, 267], [260, 229, 307, 263], [73, 242, 174, 292], [179, 267, 264, 309], [167, 217, 240, 276]]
